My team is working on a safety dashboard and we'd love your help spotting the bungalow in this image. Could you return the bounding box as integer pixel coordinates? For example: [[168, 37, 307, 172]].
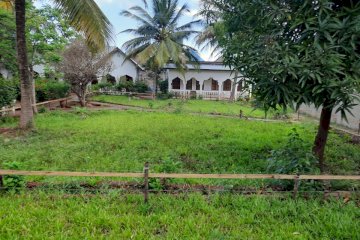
[[102, 50, 249, 100], [164, 61, 248, 100]]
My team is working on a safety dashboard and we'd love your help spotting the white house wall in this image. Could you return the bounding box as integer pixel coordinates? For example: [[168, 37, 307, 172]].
[[0, 65, 13, 79], [167, 69, 236, 85], [107, 52, 139, 82]]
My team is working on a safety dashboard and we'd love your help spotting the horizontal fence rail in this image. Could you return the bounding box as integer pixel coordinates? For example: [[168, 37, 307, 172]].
[[0, 97, 71, 114], [0, 170, 359, 180], [1, 166, 359, 203]]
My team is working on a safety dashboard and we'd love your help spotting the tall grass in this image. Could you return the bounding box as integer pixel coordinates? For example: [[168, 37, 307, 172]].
[[92, 95, 280, 118], [0, 110, 358, 180], [0, 192, 358, 239]]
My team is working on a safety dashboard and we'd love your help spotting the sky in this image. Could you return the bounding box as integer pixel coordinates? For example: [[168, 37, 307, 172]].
[[34, 0, 213, 61]]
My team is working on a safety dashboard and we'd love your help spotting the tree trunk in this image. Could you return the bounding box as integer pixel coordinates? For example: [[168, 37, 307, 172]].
[[312, 104, 333, 173], [153, 73, 158, 99], [29, 64, 38, 114], [15, 0, 34, 129], [229, 72, 238, 102]]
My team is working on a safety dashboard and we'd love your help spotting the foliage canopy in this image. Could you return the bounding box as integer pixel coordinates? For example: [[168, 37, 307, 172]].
[[213, 0, 360, 117]]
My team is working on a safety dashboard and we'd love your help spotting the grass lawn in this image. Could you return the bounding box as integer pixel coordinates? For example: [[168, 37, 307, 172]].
[[1, 109, 359, 239], [0, 193, 359, 239], [92, 95, 285, 119], [0, 110, 359, 184]]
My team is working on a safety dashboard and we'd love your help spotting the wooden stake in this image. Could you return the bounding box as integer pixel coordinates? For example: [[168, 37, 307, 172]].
[[144, 162, 149, 203], [293, 175, 300, 199], [0, 175, 4, 190]]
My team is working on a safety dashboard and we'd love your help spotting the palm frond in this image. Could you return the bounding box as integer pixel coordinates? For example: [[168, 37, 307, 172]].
[[120, 0, 199, 72], [169, 3, 188, 26], [120, 10, 155, 29], [53, 0, 113, 51], [0, 0, 14, 12]]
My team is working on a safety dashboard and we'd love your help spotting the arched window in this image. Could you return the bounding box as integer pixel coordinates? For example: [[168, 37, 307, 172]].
[[211, 79, 219, 91], [106, 74, 116, 84], [172, 77, 181, 89], [186, 79, 192, 90], [223, 79, 232, 91], [237, 81, 243, 92]]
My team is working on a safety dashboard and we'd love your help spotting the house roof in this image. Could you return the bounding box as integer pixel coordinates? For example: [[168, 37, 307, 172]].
[[165, 62, 232, 71], [108, 46, 229, 72]]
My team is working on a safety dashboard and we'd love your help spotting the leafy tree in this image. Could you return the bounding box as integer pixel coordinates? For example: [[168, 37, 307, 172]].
[[0, 8, 16, 77], [205, 0, 360, 172], [25, 3, 77, 112], [121, 0, 201, 93], [0, 0, 112, 129], [26, 4, 77, 77]]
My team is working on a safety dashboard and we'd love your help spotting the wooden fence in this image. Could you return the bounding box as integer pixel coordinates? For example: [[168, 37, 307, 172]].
[[0, 97, 71, 115], [0, 163, 359, 202]]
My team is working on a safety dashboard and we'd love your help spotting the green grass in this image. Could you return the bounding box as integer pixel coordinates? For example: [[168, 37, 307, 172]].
[[0, 192, 359, 239], [0, 110, 359, 179], [1, 109, 359, 239], [92, 95, 284, 118]]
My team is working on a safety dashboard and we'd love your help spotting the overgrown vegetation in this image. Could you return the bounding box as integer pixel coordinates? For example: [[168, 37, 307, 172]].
[[92, 95, 288, 119], [0, 110, 359, 188], [35, 79, 70, 102], [204, 0, 360, 172], [115, 81, 148, 93], [0, 78, 18, 108], [0, 193, 359, 239]]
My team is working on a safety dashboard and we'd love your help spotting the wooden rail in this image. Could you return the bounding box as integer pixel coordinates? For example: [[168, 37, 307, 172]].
[[1, 167, 359, 202], [0, 97, 71, 114], [0, 170, 359, 180], [0, 106, 21, 114], [34, 97, 71, 107]]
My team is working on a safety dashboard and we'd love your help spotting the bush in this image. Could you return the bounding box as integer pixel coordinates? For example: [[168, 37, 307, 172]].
[[96, 82, 114, 91], [156, 92, 174, 99], [35, 79, 70, 102], [2, 161, 26, 192], [134, 82, 149, 93], [267, 128, 319, 189], [0, 78, 18, 108], [116, 81, 148, 93], [159, 80, 168, 93]]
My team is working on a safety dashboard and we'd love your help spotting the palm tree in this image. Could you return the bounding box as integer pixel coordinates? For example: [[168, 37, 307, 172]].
[[121, 0, 200, 93], [1, 0, 112, 129]]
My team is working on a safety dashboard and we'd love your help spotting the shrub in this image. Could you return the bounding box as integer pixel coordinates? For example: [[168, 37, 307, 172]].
[[2, 161, 26, 192], [116, 81, 148, 93], [0, 78, 18, 108], [133, 82, 149, 93], [96, 82, 113, 91], [156, 92, 174, 99], [267, 128, 319, 189], [159, 80, 168, 93], [116, 81, 134, 92], [35, 79, 70, 102]]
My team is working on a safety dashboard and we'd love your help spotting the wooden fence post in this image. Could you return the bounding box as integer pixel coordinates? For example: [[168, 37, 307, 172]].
[[0, 175, 4, 190], [293, 175, 300, 199], [144, 162, 149, 203]]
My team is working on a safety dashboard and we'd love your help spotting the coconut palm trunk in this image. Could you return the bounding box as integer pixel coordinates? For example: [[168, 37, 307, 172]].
[[29, 64, 38, 114], [15, 0, 34, 129]]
